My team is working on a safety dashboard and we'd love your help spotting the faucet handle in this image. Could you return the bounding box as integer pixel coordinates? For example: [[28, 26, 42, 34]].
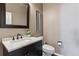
[[12, 36, 15, 40], [20, 35, 23, 39], [16, 36, 19, 39]]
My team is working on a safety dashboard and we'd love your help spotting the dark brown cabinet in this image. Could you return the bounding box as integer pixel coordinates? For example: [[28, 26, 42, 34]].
[[3, 40, 42, 56]]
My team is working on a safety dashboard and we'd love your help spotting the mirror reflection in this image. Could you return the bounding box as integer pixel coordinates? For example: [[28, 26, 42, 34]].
[[6, 12, 12, 25], [36, 10, 41, 32], [6, 3, 28, 26]]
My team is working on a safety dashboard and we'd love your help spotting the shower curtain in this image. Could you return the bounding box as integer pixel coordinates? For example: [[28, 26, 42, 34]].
[[60, 3, 79, 56]]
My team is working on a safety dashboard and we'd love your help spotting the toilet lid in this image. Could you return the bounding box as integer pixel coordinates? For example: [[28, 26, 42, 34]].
[[43, 44, 55, 50]]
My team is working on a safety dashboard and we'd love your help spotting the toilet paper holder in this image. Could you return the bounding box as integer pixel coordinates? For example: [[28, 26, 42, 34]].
[[57, 41, 62, 46]]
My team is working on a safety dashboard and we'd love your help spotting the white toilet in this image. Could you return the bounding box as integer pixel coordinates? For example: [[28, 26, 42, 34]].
[[43, 44, 55, 56]]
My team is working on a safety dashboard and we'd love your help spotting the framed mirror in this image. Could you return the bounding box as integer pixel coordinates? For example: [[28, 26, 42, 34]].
[[0, 3, 29, 28]]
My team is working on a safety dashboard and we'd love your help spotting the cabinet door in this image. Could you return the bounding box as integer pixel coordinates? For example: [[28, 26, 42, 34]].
[[26, 40, 42, 56], [9, 47, 26, 56]]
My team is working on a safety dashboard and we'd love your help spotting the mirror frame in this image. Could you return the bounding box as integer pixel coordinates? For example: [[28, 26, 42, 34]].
[[0, 3, 29, 28]]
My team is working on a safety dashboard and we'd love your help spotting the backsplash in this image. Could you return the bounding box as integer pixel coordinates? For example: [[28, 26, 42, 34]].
[[0, 28, 27, 39]]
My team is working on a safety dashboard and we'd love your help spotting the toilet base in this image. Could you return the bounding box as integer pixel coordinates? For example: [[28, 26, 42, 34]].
[[43, 52, 62, 56], [43, 52, 53, 56]]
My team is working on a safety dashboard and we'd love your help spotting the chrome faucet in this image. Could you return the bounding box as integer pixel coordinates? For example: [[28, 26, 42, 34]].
[[17, 33, 23, 39]]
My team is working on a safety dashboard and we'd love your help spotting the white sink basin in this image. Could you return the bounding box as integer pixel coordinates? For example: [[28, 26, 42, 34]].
[[9, 39, 31, 46], [10, 39, 30, 43]]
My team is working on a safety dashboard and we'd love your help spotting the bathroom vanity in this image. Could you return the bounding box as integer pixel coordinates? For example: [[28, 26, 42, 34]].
[[2, 37, 42, 56]]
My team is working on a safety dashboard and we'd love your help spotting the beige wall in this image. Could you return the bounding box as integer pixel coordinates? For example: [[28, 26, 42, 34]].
[[43, 3, 60, 53], [30, 3, 43, 37], [0, 3, 43, 56]]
